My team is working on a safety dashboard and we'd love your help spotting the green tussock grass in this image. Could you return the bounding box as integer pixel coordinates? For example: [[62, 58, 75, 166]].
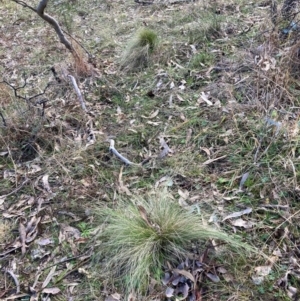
[[120, 28, 158, 72], [95, 190, 256, 294]]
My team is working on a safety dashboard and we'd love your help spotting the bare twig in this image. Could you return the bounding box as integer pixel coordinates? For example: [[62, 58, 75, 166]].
[[1, 78, 52, 106], [109, 139, 135, 166], [1, 178, 30, 198], [0, 111, 7, 126], [67, 75, 87, 112], [5, 269, 20, 294]]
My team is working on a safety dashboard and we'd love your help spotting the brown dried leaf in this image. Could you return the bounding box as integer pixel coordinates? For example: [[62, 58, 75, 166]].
[[202, 155, 227, 166], [254, 265, 272, 277], [59, 223, 81, 244], [141, 109, 159, 119], [42, 266, 57, 288], [137, 205, 151, 226], [42, 174, 52, 193], [117, 166, 132, 196], [173, 269, 195, 283]]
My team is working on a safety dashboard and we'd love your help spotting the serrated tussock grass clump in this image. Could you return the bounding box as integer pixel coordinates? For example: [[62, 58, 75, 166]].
[[120, 28, 158, 72], [95, 191, 255, 294]]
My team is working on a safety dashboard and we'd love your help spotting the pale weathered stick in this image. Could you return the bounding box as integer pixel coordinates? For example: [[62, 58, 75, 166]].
[[68, 75, 87, 112], [5, 269, 20, 293], [109, 139, 134, 166]]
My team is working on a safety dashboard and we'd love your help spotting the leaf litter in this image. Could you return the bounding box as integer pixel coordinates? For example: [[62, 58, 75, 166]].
[[1, 0, 300, 299]]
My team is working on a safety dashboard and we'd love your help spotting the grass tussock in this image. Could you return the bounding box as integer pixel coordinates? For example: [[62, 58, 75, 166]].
[[120, 28, 158, 72], [95, 190, 255, 294]]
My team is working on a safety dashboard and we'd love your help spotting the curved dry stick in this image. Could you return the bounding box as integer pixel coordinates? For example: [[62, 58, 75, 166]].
[[109, 139, 135, 166], [36, 0, 75, 54], [5, 269, 20, 293], [68, 75, 87, 112]]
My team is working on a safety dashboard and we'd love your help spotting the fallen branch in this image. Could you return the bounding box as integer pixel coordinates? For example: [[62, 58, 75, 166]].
[[68, 75, 87, 112]]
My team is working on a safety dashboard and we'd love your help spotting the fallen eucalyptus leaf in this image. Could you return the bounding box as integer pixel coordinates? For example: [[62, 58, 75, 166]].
[[205, 272, 220, 283], [230, 218, 254, 229], [166, 287, 174, 298], [42, 287, 61, 295], [222, 207, 252, 222]]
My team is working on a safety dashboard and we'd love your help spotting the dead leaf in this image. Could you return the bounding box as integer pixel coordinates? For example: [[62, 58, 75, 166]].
[[59, 223, 81, 243], [36, 238, 54, 246], [165, 287, 174, 298], [217, 267, 227, 274], [146, 121, 161, 126], [42, 265, 57, 288], [111, 293, 121, 300], [222, 207, 252, 222], [180, 113, 186, 121], [178, 189, 189, 207], [202, 155, 226, 165], [198, 92, 213, 106], [205, 272, 220, 283], [127, 292, 136, 301], [42, 287, 61, 294], [200, 147, 211, 157], [254, 265, 272, 277], [239, 172, 249, 190], [78, 268, 92, 278], [141, 109, 159, 119], [186, 128, 192, 145], [105, 293, 121, 301], [173, 268, 195, 283], [158, 137, 173, 159], [230, 218, 254, 228], [0, 195, 5, 204], [176, 94, 185, 102], [137, 205, 151, 227], [19, 222, 27, 255], [155, 176, 173, 188], [42, 174, 52, 193], [176, 282, 189, 298], [118, 166, 132, 196], [162, 272, 171, 285]]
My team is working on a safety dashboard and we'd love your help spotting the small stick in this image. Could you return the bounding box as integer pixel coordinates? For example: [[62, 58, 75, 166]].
[[0, 111, 7, 126], [109, 139, 135, 166], [5, 269, 20, 294], [68, 75, 87, 112]]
